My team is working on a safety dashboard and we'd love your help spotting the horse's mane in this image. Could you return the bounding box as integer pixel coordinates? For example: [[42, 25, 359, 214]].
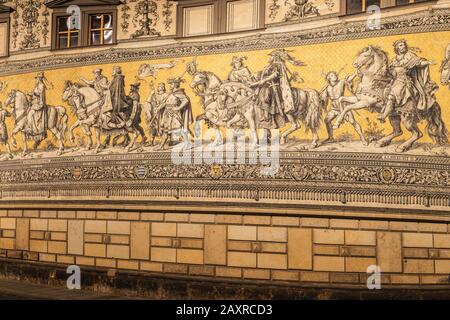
[[358, 45, 389, 63], [202, 71, 222, 82]]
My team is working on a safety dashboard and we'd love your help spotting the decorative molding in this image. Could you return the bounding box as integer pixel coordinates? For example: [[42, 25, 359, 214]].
[[130, 0, 160, 39], [0, 151, 449, 211], [120, 0, 131, 33], [268, 0, 280, 20], [162, 0, 174, 32], [0, 8, 449, 75]]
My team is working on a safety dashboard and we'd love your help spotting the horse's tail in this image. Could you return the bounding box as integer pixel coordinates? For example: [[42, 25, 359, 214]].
[[426, 102, 448, 145], [304, 89, 323, 132]]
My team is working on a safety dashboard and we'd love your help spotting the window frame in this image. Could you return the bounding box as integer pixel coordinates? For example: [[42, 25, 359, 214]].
[[176, 0, 265, 38], [55, 14, 81, 49], [85, 10, 116, 46], [342, 0, 437, 15], [50, 5, 117, 51], [0, 5, 12, 58]]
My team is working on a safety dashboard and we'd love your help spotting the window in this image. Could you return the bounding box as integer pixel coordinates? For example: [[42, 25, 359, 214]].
[[177, 0, 265, 37], [227, 0, 261, 33], [183, 5, 214, 37], [0, 4, 11, 57], [46, 0, 119, 50], [346, 0, 432, 14], [56, 16, 80, 49], [89, 14, 114, 46]]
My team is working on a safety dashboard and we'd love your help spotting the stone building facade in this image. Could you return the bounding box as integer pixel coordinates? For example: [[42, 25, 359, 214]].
[[0, 0, 449, 298]]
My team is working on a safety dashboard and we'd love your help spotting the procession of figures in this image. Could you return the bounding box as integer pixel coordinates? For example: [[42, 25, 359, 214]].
[[0, 40, 449, 159]]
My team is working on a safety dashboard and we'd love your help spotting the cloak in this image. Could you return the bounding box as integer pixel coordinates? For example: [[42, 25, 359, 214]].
[[110, 74, 129, 115], [402, 51, 438, 111]]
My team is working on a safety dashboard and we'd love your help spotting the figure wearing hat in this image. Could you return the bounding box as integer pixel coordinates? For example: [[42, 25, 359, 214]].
[[146, 82, 169, 146], [0, 102, 12, 158], [81, 68, 115, 128], [81, 68, 109, 97], [26, 72, 53, 141], [378, 39, 437, 122], [158, 77, 193, 150], [251, 49, 304, 128], [228, 56, 252, 83], [128, 82, 147, 144]]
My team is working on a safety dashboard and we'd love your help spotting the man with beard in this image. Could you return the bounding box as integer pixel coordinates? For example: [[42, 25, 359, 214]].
[[378, 39, 437, 122], [158, 78, 193, 150], [251, 49, 304, 128], [146, 82, 169, 146]]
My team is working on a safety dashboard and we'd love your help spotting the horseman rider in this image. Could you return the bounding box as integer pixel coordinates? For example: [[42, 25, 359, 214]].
[[81, 68, 109, 97], [27, 72, 53, 141], [228, 56, 252, 83], [82, 66, 129, 129], [378, 39, 437, 122], [251, 49, 305, 128], [80, 68, 113, 127]]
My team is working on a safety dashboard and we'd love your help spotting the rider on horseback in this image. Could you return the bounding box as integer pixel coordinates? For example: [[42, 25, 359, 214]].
[[378, 39, 437, 122]]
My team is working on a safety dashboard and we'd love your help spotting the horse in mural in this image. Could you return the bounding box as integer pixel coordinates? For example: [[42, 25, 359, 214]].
[[190, 71, 260, 146], [190, 70, 323, 148], [5, 90, 68, 156], [333, 45, 448, 152], [62, 81, 144, 153]]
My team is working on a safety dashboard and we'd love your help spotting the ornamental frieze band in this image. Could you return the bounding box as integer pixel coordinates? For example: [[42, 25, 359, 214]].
[[0, 8, 449, 76]]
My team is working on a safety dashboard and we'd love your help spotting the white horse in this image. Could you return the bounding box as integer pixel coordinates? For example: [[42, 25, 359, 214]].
[[5, 90, 68, 156], [190, 70, 323, 148], [334, 45, 447, 152], [62, 81, 144, 153]]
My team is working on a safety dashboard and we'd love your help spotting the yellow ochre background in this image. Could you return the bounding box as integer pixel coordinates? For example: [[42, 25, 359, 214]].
[[0, 31, 449, 150]]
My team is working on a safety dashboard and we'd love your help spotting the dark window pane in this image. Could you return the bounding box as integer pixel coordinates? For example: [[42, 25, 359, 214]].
[[396, 0, 409, 4], [91, 30, 102, 45], [367, 0, 380, 8], [104, 15, 113, 29], [58, 35, 68, 49], [347, 0, 362, 14], [70, 33, 79, 48], [58, 17, 69, 32], [90, 15, 103, 29]]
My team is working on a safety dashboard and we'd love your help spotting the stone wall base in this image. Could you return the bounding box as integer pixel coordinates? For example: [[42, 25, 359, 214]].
[[1, 258, 450, 300]]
